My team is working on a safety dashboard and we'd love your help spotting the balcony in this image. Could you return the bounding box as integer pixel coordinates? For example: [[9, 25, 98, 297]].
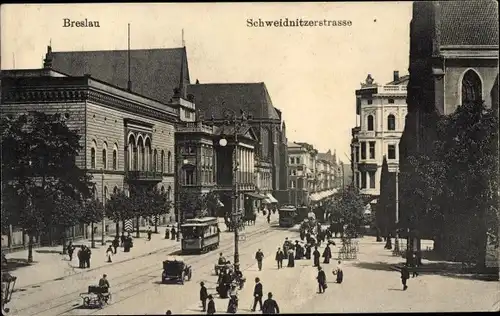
[[358, 130, 376, 138], [126, 170, 163, 182], [377, 85, 407, 95], [176, 121, 214, 134]]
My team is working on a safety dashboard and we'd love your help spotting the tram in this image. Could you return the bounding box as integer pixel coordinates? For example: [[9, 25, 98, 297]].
[[278, 205, 297, 227], [181, 217, 220, 254]]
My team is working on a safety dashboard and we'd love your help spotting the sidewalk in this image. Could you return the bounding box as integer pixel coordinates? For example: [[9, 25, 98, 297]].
[[5, 213, 274, 289]]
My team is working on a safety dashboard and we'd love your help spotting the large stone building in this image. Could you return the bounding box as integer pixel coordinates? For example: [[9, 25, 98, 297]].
[[0, 65, 179, 246], [351, 71, 408, 198], [187, 83, 288, 205], [399, 0, 499, 263]]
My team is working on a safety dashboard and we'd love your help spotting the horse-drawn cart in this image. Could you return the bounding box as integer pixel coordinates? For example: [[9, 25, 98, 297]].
[[79, 286, 111, 309]]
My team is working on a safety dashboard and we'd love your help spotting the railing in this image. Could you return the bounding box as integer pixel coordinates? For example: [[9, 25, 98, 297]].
[[126, 170, 163, 181], [378, 85, 407, 94], [357, 131, 376, 138], [177, 121, 214, 134]]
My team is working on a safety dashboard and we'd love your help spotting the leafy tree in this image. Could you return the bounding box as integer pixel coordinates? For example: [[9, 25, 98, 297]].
[[81, 199, 105, 248], [105, 189, 134, 237], [329, 185, 365, 239], [1, 111, 93, 262], [46, 195, 84, 254], [144, 187, 172, 233]]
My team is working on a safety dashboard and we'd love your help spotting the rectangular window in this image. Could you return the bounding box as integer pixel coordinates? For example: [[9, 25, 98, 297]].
[[361, 171, 367, 189], [296, 157, 300, 164], [355, 147, 360, 162], [360, 142, 366, 160], [292, 170, 297, 176], [369, 142, 375, 159], [185, 111, 191, 119], [185, 169, 194, 185], [290, 157, 294, 164], [290, 180, 295, 188], [388, 144, 396, 160], [369, 171, 376, 189], [367, 99, 373, 105], [388, 98, 395, 104]]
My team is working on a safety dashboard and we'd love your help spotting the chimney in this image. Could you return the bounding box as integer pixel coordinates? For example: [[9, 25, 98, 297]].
[[43, 45, 53, 68], [393, 70, 400, 82]]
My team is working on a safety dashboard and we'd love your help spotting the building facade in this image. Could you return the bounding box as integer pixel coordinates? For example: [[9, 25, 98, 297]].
[[0, 66, 179, 247], [351, 71, 408, 197], [399, 0, 499, 264], [187, 82, 287, 205]]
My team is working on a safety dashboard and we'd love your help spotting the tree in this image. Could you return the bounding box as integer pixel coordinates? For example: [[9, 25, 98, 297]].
[[329, 185, 365, 239], [1, 111, 93, 262], [105, 189, 134, 237], [81, 199, 105, 248], [144, 187, 172, 233], [47, 195, 84, 254]]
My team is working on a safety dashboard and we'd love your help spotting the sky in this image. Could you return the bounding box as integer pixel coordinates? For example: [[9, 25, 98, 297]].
[[1, 2, 413, 162]]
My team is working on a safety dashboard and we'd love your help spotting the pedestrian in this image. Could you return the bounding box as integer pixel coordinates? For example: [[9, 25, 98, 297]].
[[322, 243, 332, 264], [171, 226, 176, 241], [165, 311, 172, 315], [165, 226, 170, 239], [120, 232, 126, 247], [400, 264, 410, 290], [251, 277, 263, 312], [412, 253, 419, 278], [112, 236, 119, 254], [84, 245, 92, 268], [316, 266, 327, 293], [262, 292, 280, 314], [207, 294, 216, 315], [275, 247, 284, 269], [77, 245, 84, 268], [106, 245, 113, 263], [147, 227, 152, 241], [67, 241, 75, 261], [255, 249, 264, 271], [333, 260, 343, 284], [313, 246, 320, 267], [287, 249, 295, 268], [282, 238, 290, 254], [267, 212, 271, 224], [200, 281, 208, 312]]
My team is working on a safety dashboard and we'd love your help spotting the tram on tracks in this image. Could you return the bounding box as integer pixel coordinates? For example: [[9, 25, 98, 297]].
[[181, 217, 220, 254]]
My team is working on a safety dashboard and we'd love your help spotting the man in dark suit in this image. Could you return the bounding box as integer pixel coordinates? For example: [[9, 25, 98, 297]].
[[251, 277, 263, 312], [200, 281, 208, 312], [262, 292, 280, 314], [207, 295, 216, 315], [275, 248, 284, 269]]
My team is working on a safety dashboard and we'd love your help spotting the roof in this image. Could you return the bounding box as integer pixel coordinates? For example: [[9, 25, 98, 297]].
[[214, 124, 258, 142], [187, 83, 280, 120], [49, 47, 190, 104], [437, 0, 499, 46], [386, 75, 410, 86]]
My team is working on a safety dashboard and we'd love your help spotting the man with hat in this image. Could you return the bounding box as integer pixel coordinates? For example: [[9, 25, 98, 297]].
[[200, 281, 208, 312], [262, 292, 280, 314]]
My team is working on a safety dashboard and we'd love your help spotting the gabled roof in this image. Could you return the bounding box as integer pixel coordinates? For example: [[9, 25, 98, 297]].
[[49, 47, 190, 104], [187, 83, 280, 120], [386, 75, 410, 86], [437, 0, 499, 46], [214, 124, 258, 143]]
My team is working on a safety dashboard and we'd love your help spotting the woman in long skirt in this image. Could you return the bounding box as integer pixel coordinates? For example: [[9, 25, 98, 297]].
[[322, 244, 332, 264], [334, 260, 343, 283], [287, 249, 295, 267]]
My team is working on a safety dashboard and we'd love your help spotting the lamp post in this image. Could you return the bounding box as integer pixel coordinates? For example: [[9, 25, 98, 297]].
[[1, 272, 17, 313], [101, 168, 106, 246], [215, 108, 251, 269], [177, 158, 189, 242]]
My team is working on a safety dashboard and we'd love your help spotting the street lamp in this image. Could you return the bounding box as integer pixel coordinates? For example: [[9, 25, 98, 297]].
[[177, 158, 189, 242], [214, 107, 251, 269], [1, 272, 17, 313], [101, 168, 106, 246]]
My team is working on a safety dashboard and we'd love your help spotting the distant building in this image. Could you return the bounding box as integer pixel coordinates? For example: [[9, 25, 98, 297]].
[[351, 71, 408, 199]]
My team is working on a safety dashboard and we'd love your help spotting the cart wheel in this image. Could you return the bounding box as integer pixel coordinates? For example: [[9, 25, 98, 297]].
[[181, 272, 185, 285], [83, 297, 90, 307], [188, 270, 192, 281]]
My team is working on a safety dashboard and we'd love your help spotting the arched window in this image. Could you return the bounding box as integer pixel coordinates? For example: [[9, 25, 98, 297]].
[[167, 151, 172, 173], [128, 134, 136, 171], [145, 138, 151, 172], [167, 186, 172, 201], [90, 140, 97, 169], [367, 115, 374, 131], [161, 150, 165, 173], [387, 114, 396, 131], [137, 136, 145, 171], [104, 186, 108, 201], [462, 69, 482, 105], [161, 186, 165, 193], [113, 186, 118, 194], [112, 143, 118, 170], [153, 149, 158, 172]]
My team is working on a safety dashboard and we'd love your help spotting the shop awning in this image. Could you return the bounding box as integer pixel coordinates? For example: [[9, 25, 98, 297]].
[[266, 193, 279, 203], [245, 192, 268, 199], [262, 198, 273, 204]]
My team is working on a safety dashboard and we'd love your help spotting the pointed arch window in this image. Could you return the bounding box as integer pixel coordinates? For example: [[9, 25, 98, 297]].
[[462, 69, 482, 105], [167, 151, 172, 173], [367, 115, 374, 131], [161, 150, 165, 173], [387, 114, 396, 131], [112, 144, 118, 170], [90, 148, 96, 169], [102, 148, 107, 169], [153, 149, 158, 172]]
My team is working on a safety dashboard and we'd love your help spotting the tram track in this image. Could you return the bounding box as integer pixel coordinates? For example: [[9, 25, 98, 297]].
[[10, 223, 277, 316], [61, 227, 283, 316]]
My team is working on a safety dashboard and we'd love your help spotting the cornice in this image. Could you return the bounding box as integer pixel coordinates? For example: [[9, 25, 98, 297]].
[[1, 85, 179, 124]]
